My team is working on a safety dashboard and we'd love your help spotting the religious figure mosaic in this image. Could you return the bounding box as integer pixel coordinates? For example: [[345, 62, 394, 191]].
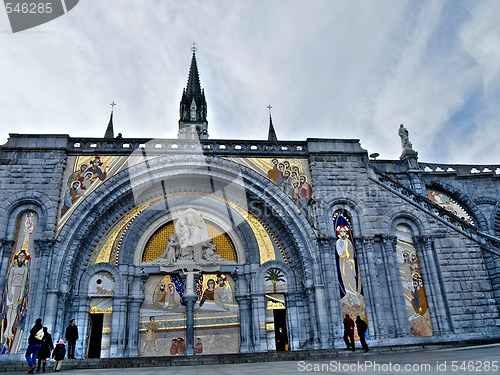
[[139, 274, 186, 357], [0, 212, 38, 354], [333, 211, 368, 339], [395, 224, 433, 336], [426, 189, 474, 225], [193, 273, 240, 354]]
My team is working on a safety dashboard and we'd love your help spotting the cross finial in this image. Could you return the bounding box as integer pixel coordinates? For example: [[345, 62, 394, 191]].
[[267, 104, 273, 117], [191, 41, 197, 53], [110, 101, 116, 114]]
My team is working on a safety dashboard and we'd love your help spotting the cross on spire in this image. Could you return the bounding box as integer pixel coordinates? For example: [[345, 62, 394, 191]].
[[267, 104, 273, 117], [191, 41, 197, 53], [110, 101, 116, 114]]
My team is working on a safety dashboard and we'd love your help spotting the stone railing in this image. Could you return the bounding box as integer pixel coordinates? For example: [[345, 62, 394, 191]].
[[67, 138, 308, 157], [371, 167, 500, 251], [421, 163, 500, 178]]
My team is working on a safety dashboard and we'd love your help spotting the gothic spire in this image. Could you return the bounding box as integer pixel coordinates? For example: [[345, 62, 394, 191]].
[[267, 104, 277, 142], [104, 101, 116, 139], [178, 45, 208, 140]]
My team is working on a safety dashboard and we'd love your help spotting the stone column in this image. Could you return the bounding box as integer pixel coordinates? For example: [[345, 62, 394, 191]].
[[251, 293, 267, 352], [33, 239, 54, 320], [382, 235, 411, 337], [75, 294, 90, 359], [110, 296, 128, 357], [355, 236, 382, 338], [285, 290, 303, 350], [305, 285, 320, 349], [313, 283, 330, 349], [236, 296, 251, 352], [126, 299, 142, 357], [183, 295, 197, 355], [318, 237, 339, 348], [417, 235, 451, 335]]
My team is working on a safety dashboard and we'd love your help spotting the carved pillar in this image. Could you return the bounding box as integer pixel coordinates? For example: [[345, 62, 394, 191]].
[[305, 285, 320, 349], [236, 295, 251, 352], [110, 296, 127, 357], [182, 295, 196, 356], [33, 239, 54, 320], [313, 283, 330, 349], [318, 237, 340, 347], [381, 235, 411, 337], [251, 293, 266, 352], [75, 294, 90, 358], [355, 236, 382, 338], [285, 290, 303, 350], [417, 235, 451, 335], [126, 299, 142, 357]]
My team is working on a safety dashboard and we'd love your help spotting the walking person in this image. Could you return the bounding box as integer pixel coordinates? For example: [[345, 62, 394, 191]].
[[355, 315, 369, 352], [36, 327, 53, 372], [52, 339, 66, 372], [65, 319, 78, 359], [26, 318, 44, 374], [343, 313, 355, 351]]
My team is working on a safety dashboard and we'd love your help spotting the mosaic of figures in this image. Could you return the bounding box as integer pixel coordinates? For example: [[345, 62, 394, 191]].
[[333, 211, 368, 339], [395, 224, 433, 336], [227, 157, 315, 222], [57, 155, 147, 233], [427, 189, 474, 225], [0, 212, 38, 354], [139, 273, 239, 356]]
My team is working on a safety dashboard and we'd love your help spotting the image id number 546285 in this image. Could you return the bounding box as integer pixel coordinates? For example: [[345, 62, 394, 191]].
[[5, 2, 53, 14]]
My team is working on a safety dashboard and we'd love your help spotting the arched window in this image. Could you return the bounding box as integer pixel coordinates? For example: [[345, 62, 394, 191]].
[[394, 223, 433, 336]]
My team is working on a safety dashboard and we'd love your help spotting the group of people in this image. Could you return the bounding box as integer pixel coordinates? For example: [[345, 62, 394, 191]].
[[343, 314, 369, 353], [25, 318, 79, 373]]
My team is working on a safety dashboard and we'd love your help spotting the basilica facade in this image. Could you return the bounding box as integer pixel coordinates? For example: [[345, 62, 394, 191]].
[[0, 51, 499, 359]]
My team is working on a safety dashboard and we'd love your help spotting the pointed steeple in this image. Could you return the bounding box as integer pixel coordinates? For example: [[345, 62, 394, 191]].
[[178, 44, 208, 140], [104, 101, 116, 139], [267, 104, 277, 142]]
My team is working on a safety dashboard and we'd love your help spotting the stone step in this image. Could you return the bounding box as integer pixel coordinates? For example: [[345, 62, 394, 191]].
[[2, 339, 497, 373]]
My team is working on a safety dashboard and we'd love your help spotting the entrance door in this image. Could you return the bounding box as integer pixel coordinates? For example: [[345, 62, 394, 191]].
[[273, 309, 288, 351], [87, 314, 104, 358]]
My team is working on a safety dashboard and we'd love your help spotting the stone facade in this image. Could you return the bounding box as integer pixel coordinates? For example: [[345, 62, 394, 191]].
[[0, 56, 499, 360]]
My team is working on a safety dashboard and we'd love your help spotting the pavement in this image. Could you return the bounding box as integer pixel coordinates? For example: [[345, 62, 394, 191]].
[[10, 343, 500, 375]]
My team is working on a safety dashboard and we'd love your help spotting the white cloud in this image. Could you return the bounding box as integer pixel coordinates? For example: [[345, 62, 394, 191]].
[[0, 0, 498, 164]]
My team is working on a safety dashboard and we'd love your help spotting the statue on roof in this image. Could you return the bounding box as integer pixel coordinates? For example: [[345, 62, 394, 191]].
[[399, 124, 413, 151]]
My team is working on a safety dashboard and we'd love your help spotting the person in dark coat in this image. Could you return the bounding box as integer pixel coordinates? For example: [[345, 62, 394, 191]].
[[65, 319, 78, 359], [52, 339, 66, 372], [26, 318, 44, 374], [36, 327, 53, 372], [343, 314, 355, 351], [355, 315, 369, 352]]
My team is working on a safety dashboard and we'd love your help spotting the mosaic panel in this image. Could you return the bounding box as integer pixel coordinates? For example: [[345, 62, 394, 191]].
[[427, 189, 474, 225], [333, 211, 368, 340], [194, 273, 240, 355], [395, 224, 433, 336], [0, 212, 38, 355]]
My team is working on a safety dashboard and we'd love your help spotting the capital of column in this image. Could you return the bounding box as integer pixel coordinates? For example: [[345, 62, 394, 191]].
[[35, 238, 55, 256]]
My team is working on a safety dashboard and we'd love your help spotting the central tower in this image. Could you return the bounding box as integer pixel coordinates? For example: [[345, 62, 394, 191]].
[[178, 46, 208, 140]]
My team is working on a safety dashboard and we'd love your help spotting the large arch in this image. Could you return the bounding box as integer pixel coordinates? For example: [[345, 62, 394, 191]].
[[47, 155, 321, 353]]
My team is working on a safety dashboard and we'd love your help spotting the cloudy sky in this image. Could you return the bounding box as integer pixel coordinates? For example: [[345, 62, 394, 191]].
[[1, 1, 499, 164]]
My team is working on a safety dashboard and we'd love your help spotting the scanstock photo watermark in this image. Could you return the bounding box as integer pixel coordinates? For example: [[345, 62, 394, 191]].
[[3, 0, 79, 33], [297, 360, 499, 373]]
